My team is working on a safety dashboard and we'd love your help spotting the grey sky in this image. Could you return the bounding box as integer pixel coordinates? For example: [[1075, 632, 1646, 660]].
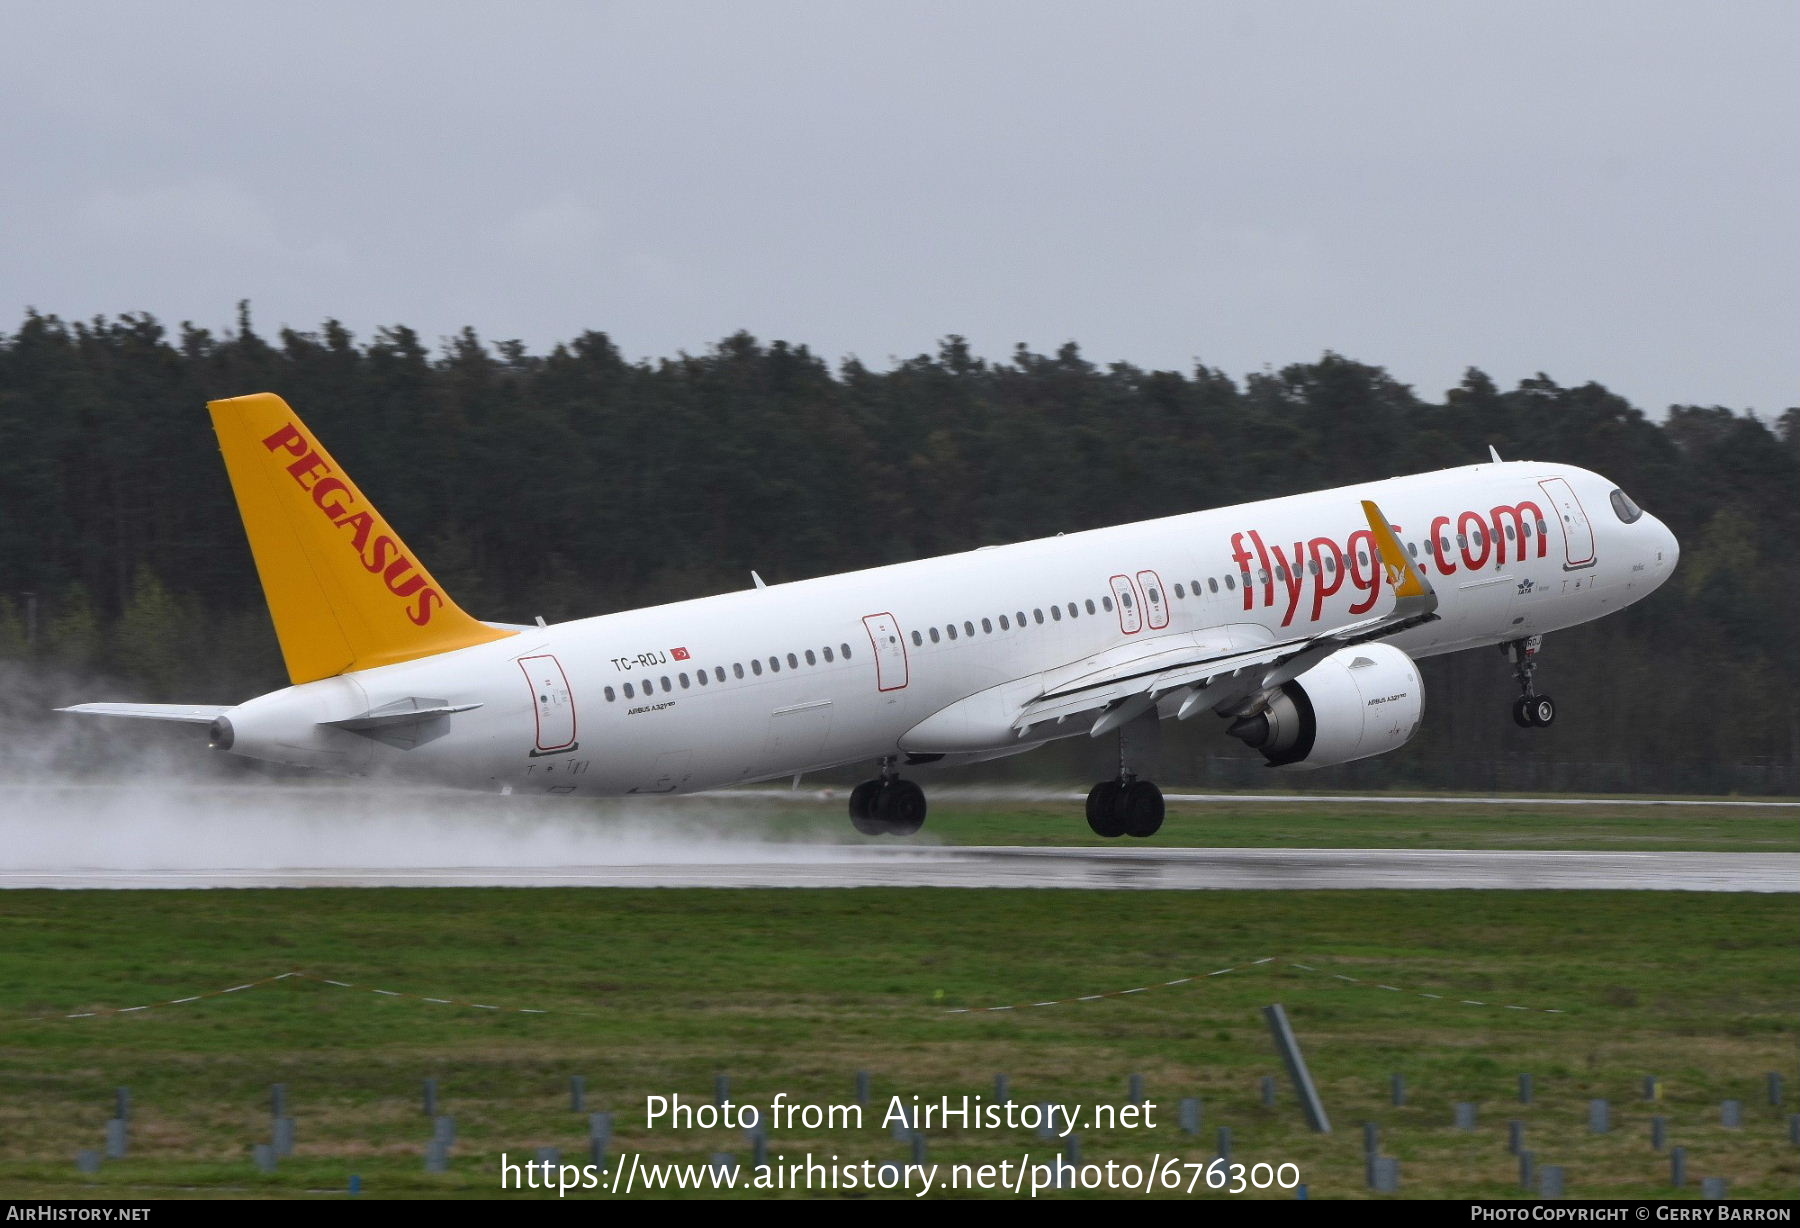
[[3, 1, 1795, 416]]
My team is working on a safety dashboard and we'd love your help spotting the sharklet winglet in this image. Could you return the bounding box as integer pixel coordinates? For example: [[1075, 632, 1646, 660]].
[[1360, 499, 1438, 620]]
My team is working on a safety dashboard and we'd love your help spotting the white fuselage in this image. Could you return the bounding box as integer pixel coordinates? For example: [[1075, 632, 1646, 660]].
[[219, 461, 1677, 793]]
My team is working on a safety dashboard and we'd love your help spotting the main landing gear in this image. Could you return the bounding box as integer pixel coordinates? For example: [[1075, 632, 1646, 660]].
[[1505, 635, 1557, 728], [848, 759, 926, 836], [1086, 709, 1165, 838], [1085, 776, 1165, 838]]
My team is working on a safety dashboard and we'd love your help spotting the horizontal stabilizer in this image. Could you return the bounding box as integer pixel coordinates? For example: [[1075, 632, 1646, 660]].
[[57, 703, 230, 725], [323, 698, 483, 732], [323, 697, 482, 750]]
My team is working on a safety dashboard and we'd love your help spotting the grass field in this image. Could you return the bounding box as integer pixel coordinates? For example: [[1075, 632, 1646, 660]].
[[1, 884, 1794, 1199]]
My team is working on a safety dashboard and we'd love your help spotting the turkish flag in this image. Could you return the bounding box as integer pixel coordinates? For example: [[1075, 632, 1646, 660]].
[[671, 647, 691, 661]]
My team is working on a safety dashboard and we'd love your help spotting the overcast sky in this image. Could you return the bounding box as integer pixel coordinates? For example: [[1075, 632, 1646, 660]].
[[3, 1, 1795, 416]]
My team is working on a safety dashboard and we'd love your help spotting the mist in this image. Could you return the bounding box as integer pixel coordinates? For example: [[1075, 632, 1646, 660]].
[[0, 662, 889, 874]]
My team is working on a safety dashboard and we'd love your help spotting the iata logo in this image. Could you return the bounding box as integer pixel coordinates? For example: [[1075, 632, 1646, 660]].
[[261, 423, 444, 626]]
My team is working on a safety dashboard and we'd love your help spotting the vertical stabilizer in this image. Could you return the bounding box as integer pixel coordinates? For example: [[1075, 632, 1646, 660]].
[[209, 393, 514, 685]]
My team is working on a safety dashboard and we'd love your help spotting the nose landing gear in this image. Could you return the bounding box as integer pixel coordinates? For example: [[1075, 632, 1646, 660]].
[[1505, 636, 1556, 728]]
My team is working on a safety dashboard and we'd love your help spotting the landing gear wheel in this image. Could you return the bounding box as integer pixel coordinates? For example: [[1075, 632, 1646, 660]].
[[1505, 637, 1554, 730], [848, 780, 885, 835], [1086, 780, 1125, 838], [1121, 780, 1165, 838], [875, 779, 927, 836]]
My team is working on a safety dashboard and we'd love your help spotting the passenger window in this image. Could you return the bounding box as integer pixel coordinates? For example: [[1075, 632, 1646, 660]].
[[732, 663, 744, 679], [1505, 524, 1516, 540], [1257, 569, 1269, 584], [1121, 590, 1134, 608], [697, 671, 708, 686], [1033, 609, 1044, 624], [1307, 560, 1319, 575], [662, 676, 672, 692], [947, 625, 958, 641], [981, 617, 992, 633], [841, 643, 852, 659], [1016, 610, 1027, 625], [1406, 542, 1418, 557], [1534, 520, 1547, 536], [1050, 605, 1062, 621], [604, 686, 616, 702], [1239, 571, 1252, 587], [822, 647, 834, 663], [679, 673, 689, 688], [769, 657, 780, 673], [805, 649, 816, 665], [1066, 603, 1077, 618], [929, 627, 940, 643], [787, 653, 798, 669], [1456, 534, 1467, 549], [1174, 584, 1186, 599], [1208, 578, 1219, 593], [964, 621, 975, 636], [999, 614, 1011, 630], [1086, 598, 1097, 614], [1274, 566, 1286, 582], [623, 682, 635, 698], [750, 660, 762, 676], [715, 666, 727, 682], [1102, 596, 1113, 612], [911, 631, 922, 646]]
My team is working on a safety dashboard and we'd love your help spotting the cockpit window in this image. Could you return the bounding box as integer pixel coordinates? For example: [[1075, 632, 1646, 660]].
[[1609, 488, 1644, 524]]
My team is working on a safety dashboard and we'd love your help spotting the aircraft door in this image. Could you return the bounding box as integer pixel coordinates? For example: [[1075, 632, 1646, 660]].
[[1136, 570, 1170, 629], [519, 654, 578, 755], [1110, 575, 1143, 634], [861, 613, 909, 692], [1538, 478, 1596, 569]]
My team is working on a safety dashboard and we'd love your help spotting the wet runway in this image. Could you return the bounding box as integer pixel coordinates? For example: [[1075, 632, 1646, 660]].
[[6, 846, 1794, 891]]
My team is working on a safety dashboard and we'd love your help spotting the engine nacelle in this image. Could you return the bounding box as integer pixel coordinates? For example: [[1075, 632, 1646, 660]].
[[1226, 643, 1424, 770]]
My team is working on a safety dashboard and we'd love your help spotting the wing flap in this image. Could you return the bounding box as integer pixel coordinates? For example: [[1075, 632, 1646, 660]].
[[1013, 623, 1382, 732], [1013, 499, 1438, 734]]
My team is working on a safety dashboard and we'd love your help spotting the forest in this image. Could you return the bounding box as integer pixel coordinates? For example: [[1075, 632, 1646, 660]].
[[1, 306, 1794, 793]]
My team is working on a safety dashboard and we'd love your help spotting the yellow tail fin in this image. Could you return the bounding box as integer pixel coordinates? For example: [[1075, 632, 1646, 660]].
[[209, 393, 514, 685]]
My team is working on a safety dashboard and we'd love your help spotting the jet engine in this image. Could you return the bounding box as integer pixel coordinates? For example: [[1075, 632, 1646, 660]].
[[1225, 643, 1424, 769]]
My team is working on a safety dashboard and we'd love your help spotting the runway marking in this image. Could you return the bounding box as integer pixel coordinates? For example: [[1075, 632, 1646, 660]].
[[943, 956, 1567, 1016]]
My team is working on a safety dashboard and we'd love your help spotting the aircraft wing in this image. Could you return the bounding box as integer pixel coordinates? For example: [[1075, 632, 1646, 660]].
[[56, 703, 231, 725], [1014, 499, 1439, 737]]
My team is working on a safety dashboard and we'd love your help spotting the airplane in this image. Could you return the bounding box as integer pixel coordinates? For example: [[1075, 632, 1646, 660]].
[[61, 393, 1679, 838]]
